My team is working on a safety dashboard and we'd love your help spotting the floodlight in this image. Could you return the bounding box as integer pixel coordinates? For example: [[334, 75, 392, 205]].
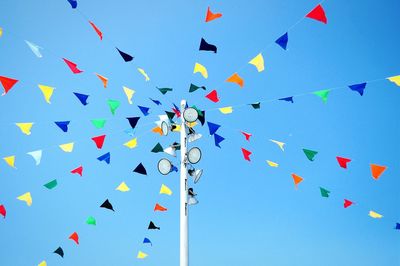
[[161, 121, 169, 136], [188, 196, 199, 205], [158, 158, 172, 175], [187, 147, 202, 164], [188, 169, 203, 184], [183, 107, 198, 123]]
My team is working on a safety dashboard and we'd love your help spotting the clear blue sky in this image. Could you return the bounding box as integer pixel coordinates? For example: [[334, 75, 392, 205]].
[[0, 0, 399, 265]]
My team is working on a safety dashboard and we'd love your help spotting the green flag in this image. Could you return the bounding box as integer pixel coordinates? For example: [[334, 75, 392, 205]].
[[303, 149, 318, 161], [44, 179, 57, 189], [91, 119, 106, 129], [313, 89, 330, 103], [151, 143, 164, 153], [250, 102, 261, 109], [86, 216, 96, 225], [157, 87, 173, 95], [189, 83, 206, 93], [107, 99, 120, 115], [320, 187, 330, 197], [165, 111, 175, 121]]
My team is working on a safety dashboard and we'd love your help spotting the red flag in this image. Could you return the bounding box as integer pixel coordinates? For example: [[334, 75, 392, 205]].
[[91, 135, 106, 149], [370, 164, 387, 180], [205, 90, 219, 103], [63, 58, 83, 74], [0, 205, 6, 218], [241, 148, 252, 161], [306, 4, 327, 24], [154, 203, 167, 212], [172, 108, 181, 118], [336, 156, 351, 169], [0, 76, 19, 95], [344, 199, 353, 208], [205, 7, 222, 22], [69, 232, 79, 245], [89, 21, 103, 40], [71, 165, 83, 176], [241, 131, 252, 141]]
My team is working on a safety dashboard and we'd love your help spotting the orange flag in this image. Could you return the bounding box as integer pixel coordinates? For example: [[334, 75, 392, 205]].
[[95, 73, 108, 88], [370, 164, 387, 180], [152, 126, 163, 135], [226, 73, 244, 88], [291, 173, 303, 188], [154, 203, 167, 212], [205, 7, 222, 22]]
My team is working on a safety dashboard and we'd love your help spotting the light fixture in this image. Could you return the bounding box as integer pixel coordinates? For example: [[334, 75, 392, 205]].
[[188, 188, 197, 197], [187, 147, 202, 164], [188, 169, 203, 183], [161, 121, 169, 136], [183, 107, 198, 123], [164, 146, 176, 157], [157, 158, 172, 175], [188, 196, 199, 205], [188, 128, 202, 143]]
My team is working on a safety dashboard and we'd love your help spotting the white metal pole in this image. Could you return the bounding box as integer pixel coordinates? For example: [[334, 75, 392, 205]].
[[180, 99, 189, 266]]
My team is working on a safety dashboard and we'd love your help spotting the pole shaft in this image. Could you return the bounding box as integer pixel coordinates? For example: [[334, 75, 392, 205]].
[[180, 99, 189, 266]]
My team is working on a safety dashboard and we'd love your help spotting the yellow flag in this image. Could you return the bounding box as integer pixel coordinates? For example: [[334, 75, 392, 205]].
[[172, 124, 181, 132], [0, 27, 3, 37], [124, 138, 137, 149], [137, 251, 148, 259], [193, 62, 208, 79], [59, 142, 74, 152], [123, 86, 135, 104], [269, 139, 285, 151], [38, 261, 47, 266], [160, 184, 172, 195], [116, 181, 130, 192], [219, 106, 233, 114], [3, 155, 16, 168], [15, 122, 34, 135], [137, 68, 150, 81], [387, 75, 400, 86], [187, 121, 197, 128], [369, 210, 383, 219], [17, 192, 32, 206], [249, 53, 265, 72], [266, 160, 278, 167], [38, 84, 55, 104]]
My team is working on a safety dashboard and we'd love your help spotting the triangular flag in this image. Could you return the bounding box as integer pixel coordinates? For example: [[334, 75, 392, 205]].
[[53, 247, 64, 258], [205, 6, 222, 22], [38, 84, 55, 104], [148, 221, 160, 230], [91, 135, 106, 149], [370, 164, 387, 180], [219, 106, 233, 114], [59, 142, 74, 153], [266, 160, 279, 167], [86, 216, 96, 225], [0, 205, 6, 218], [249, 53, 265, 72], [275, 32, 289, 50], [69, 232, 79, 245], [207, 122, 221, 135], [138, 105, 150, 116], [73, 92, 89, 105], [3, 155, 16, 168], [137, 68, 150, 81], [157, 87, 173, 95], [122, 86, 135, 105], [124, 138, 137, 149], [302, 149, 318, 161], [205, 90, 219, 102], [369, 210, 383, 219], [214, 133, 225, 148], [198, 110, 206, 126], [54, 121, 70, 132], [15, 122, 33, 135], [137, 251, 148, 259], [336, 156, 351, 169], [126, 117, 140, 129], [62, 58, 83, 74], [116, 47, 134, 62], [349, 82, 367, 96], [270, 139, 285, 151], [133, 163, 147, 175], [306, 4, 327, 24], [67, 0, 77, 8], [152, 126, 163, 135], [71, 165, 83, 176], [17, 192, 32, 206], [44, 179, 57, 189], [151, 143, 164, 153], [89, 21, 103, 40], [150, 98, 162, 105], [291, 173, 303, 188], [241, 131, 252, 141], [0, 27, 2, 37], [0, 76, 18, 95], [320, 187, 330, 197], [154, 203, 167, 212], [116, 182, 130, 192], [241, 148, 252, 161], [95, 73, 108, 88], [38, 261, 47, 266], [199, 38, 217, 53], [387, 75, 400, 86], [107, 99, 120, 115], [189, 83, 206, 93], [25, 40, 43, 58], [91, 119, 106, 129], [100, 199, 114, 211], [313, 89, 330, 103], [160, 184, 172, 195], [250, 102, 261, 109], [97, 152, 111, 164], [226, 73, 244, 88], [193, 63, 208, 78], [143, 237, 152, 246], [27, 150, 42, 165], [344, 199, 353, 208], [395, 223, 400, 230], [279, 96, 293, 103]]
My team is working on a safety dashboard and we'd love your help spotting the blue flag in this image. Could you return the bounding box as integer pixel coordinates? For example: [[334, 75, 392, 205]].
[[348, 82, 367, 96], [54, 121, 70, 132], [138, 105, 150, 116], [214, 133, 225, 148], [143, 237, 152, 246], [207, 122, 221, 135], [150, 98, 162, 105], [67, 0, 77, 8], [275, 32, 288, 50], [395, 223, 400, 230], [73, 92, 89, 105], [126, 117, 140, 129], [279, 96, 294, 103], [97, 152, 111, 164]]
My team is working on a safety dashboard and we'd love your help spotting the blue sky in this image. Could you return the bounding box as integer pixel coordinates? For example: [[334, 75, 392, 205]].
[[0, 0, 399, 265]]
